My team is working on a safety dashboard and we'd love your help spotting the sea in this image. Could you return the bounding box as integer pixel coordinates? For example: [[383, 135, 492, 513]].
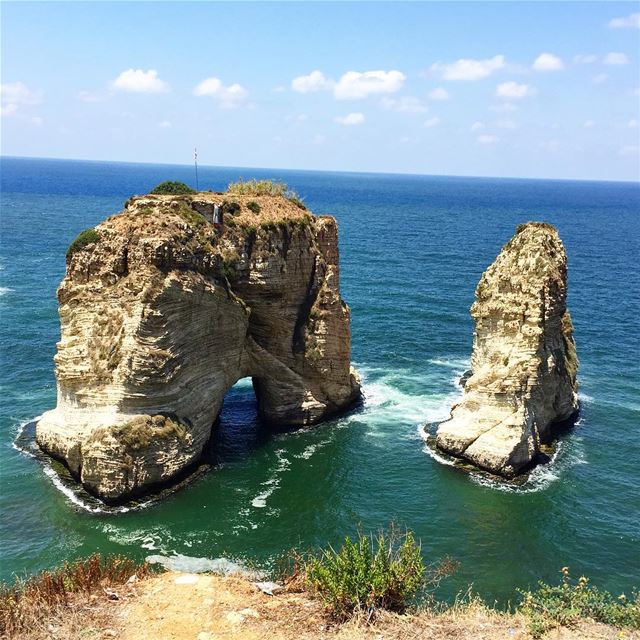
[[1, 156, 638, 602]]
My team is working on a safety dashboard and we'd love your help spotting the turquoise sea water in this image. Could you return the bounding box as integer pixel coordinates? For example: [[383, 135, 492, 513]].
[[1, 157, 639, 602]]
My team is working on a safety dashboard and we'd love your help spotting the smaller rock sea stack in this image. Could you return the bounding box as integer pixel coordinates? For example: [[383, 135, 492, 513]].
[[435, 222, 579, 477]]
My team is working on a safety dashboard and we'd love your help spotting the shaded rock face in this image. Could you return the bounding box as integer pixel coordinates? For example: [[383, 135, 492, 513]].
[[435, 222, 578, 477], [36, 194, 361, 501]]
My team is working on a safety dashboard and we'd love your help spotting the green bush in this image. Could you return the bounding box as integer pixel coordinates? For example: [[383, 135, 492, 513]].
[[150, 180, 196, 195], [246, 200, 261, 214], [304, 527, 425, 620], [66, 228, 100, 260], [519, 568, 640, 638], [288, 195, 307, 210], [221, 201, 241, 216]]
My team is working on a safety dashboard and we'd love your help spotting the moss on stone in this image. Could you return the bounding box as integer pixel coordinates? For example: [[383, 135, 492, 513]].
[[66, 228, 100, 260], [112, 415, 187, 451]]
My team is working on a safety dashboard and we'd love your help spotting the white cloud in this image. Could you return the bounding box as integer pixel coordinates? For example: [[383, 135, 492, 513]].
[[477, 134, 498, 145], [609, 12, 640, 29], [381, 96, 427, 113], [496, 119, 517, 129], [312, 133, 326, 145], [31, 116, 44, 126], [496, 81, 536, 99], [335, 112, 365, 125], [1, 103, 18, 116], [272, 85, 286, 93], [593, 73, 608, 84], [619, 145, 639, 156], [634, 88, 640, 96], [0, 81, 42, 105], [1, 81, 43, 116], [428, 87, 450, 100], [603, 52, 629, 65], [112, 69, 168, 93], [490, 102, 517, 113], [583, 120, 596, 129], [193, 77, 248, 108], [423, 116, 441, 128], [334, 70, 405, 100], [291, 70, 333, 93], [430, 55, 505, 81], [533, 53, 564, 71], [470, 121, 485, 131], [159, 120, 172, 128], [573, 54, 598, 64], [628, 119, 639, 129]]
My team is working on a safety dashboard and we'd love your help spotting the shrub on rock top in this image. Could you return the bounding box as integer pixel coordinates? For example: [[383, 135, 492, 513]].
[[150, 181, 196, 195], [66, 228, 100, 260]]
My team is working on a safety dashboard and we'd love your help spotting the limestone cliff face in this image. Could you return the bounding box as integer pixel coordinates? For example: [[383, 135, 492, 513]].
[[36, 193, 361, 501], [435, 223, 578, 477]]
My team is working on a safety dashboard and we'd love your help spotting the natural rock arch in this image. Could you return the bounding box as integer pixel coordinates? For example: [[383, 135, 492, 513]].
[[36, 193, 361, 502]]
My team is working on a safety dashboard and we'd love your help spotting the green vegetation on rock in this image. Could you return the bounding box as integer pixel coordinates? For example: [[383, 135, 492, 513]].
[[150, 181, 196, 195], [221, 201, 241, 217], [112, 415, 187, 451], [227, 178, 307, 209], [66, 228, 100, 260], [246, 200, 261, 214], [518, 567, 640, 637], [304, 527, 425, 619]]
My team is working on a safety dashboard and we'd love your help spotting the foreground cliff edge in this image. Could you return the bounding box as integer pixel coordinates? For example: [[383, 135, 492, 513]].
[[36, 188, 361, 501], [435, 222, 579, 477]]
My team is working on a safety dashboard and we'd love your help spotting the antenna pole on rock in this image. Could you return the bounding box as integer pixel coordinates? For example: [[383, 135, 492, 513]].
[[194, 147, 199, 192]]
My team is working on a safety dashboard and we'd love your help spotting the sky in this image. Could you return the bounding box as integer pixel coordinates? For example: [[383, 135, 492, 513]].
[[1, 1, 639, 181]]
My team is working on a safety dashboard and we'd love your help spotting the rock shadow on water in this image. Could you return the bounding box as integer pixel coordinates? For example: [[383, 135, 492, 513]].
[[15, 380, 363, 513]]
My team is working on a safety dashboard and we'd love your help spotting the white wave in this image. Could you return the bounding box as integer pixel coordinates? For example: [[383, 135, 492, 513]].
[[578, 392, 594, 404], [427, 358, 470, 371], [12, 416, 154, 514], [294, 442, 321, 460], [361, 376, 459, 427], [469, 439, 587, 494], [0, 286, 13, 296], [250, 449, 291, 508]]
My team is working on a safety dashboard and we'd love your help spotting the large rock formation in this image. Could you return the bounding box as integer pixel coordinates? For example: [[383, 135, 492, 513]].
[[435, 222, 578, 477], [37, 192, 361, 501]]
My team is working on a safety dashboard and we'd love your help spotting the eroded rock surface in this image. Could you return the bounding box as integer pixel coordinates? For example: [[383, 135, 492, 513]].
[[37, 193, 360, 501], [435, 222, 578, 477]]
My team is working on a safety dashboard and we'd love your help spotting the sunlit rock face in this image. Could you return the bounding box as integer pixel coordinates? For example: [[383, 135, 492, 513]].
[[435, 222, 578, 477], [36, 193, 361, 501]]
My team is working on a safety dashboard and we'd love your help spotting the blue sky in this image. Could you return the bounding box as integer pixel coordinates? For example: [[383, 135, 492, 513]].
[[1, 1, 639, 181]]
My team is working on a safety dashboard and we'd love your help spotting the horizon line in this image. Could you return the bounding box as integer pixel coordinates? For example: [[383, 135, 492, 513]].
[[1, 154, 638, 186]]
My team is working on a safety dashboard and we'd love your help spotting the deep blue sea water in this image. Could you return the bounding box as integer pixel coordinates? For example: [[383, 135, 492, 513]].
[[1, 156, 639, 602]]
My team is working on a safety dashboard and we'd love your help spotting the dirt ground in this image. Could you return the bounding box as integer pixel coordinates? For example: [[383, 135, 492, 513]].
[[98, 572, 637, 640]]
